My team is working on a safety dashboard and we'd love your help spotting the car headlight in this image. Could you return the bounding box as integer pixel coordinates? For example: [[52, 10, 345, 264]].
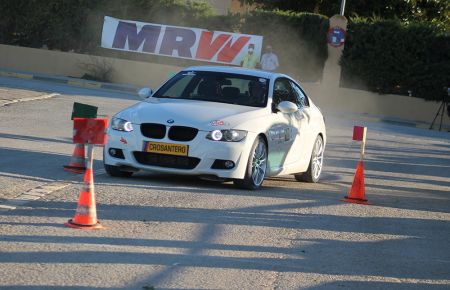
[[111, 117, 133, 132], [206, 129, 247, 142]]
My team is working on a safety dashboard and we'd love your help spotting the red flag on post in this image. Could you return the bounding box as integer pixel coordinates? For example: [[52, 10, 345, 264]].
[[353, 126, 365, 141], [342, 125, 371, 205]]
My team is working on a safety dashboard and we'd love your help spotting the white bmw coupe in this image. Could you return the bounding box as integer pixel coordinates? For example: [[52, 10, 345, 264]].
[[104, 66, 326, 189]]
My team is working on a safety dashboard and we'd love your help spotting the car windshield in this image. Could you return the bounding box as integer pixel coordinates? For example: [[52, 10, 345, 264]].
[[152, 71, 269, 107]]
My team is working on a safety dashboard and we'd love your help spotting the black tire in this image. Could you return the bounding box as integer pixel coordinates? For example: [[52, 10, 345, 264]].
[[104, 163, 134, 177], [294, 135, 324, 183], [234, 136, 268, 190]]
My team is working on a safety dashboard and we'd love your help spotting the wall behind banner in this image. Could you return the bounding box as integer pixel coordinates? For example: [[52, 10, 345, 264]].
[[0, 44, 179, 88], [1, 43, 448, 129]]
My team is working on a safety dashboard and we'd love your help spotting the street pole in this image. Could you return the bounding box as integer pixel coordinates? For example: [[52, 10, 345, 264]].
[[340, 0, 346, 16]]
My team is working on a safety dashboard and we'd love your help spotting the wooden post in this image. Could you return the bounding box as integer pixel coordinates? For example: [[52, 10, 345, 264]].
[[86, 143, 94, 171], [360, 127, 367, 161]]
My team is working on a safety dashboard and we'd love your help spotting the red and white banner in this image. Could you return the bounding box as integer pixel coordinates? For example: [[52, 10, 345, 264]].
[[101, 16, 263, 66]]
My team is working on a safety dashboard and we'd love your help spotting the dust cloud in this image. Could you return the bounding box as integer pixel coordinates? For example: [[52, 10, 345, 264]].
[[79, 4, 439, 124]]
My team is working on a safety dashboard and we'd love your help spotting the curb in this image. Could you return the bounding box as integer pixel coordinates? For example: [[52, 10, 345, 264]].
[[329, 111, 450, 132], [0, 68, 140, 94], [360, 115, 449, 131]]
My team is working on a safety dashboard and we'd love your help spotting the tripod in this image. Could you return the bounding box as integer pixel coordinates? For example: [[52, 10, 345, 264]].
[[429, 97, 449, 131]]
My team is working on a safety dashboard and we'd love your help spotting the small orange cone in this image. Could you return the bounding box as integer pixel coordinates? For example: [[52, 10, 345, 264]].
[[65, 145, 104, 229], [63, 144, 86, 173], [341, 160, 370, 205]]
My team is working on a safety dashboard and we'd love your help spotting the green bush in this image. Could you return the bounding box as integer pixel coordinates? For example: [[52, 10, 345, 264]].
[[0, 0, 96, 51], [341, 18, 450, 101]]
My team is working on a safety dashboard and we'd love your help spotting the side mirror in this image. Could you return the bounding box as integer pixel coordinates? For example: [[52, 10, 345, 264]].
[[277, 101, 298, 114], [138, 87, 153, 99]]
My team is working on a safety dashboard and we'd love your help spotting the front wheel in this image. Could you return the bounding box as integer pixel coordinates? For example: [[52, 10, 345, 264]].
[[295, 135, 324, 183], [234, 136, 267, 190]]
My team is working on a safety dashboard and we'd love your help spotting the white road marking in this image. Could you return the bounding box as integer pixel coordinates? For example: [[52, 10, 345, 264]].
[[0, 93, 60, 107], [0, 167, 107, 211], [0, 181, 71, 210]]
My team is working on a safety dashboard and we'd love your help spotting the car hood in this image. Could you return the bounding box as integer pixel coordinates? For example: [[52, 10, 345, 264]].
[[116, 98, 268, 131]]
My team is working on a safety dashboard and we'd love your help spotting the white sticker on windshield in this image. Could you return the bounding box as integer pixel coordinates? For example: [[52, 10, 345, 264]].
[[259, 78, 267, 83], [183, 71, 196, 76]]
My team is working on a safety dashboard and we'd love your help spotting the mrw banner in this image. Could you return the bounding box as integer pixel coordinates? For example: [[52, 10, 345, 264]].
[[101, 16, 263, 66]]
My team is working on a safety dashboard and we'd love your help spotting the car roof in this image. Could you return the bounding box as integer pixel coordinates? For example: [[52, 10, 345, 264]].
[[183, 65, 289, 80]]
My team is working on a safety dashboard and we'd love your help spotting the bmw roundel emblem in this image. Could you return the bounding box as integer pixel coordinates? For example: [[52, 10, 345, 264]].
[[167, 119, 174, 124]]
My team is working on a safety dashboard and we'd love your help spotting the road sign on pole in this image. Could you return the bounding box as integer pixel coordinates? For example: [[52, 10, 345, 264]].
[[327, 26, 346, 47]]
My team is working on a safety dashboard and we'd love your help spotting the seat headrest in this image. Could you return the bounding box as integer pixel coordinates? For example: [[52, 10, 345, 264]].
[[198, 80, 220, 96], [222, 86, 240, 98]]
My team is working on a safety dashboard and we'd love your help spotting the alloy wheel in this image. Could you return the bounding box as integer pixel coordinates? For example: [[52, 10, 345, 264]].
[[251, 141, 267, 186]]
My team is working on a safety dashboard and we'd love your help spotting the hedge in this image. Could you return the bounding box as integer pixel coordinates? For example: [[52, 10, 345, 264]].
[[340, 19, 450, 101]]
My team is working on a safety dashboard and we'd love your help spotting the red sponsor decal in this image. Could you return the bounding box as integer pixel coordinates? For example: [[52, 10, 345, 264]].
[[211, 120, 225, 126]]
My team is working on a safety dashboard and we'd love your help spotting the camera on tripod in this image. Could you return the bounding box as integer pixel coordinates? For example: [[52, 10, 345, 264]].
[[429, 86, 450, 131], [447, 87, 450, 118]]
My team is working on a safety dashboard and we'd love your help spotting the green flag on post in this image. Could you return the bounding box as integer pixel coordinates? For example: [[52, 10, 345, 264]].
[[71, 102, 98, 119]]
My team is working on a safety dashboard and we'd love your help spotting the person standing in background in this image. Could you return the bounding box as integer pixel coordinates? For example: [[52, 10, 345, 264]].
[[240, 44, 259, 69], [260, 45, 279, 72]]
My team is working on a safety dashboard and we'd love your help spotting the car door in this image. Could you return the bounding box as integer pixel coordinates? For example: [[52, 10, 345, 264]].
[[283, 80, 314, 169], [266, 78, 296, 174]]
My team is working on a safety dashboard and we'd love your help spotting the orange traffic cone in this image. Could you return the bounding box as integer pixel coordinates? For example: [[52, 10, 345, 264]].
[[65, 145, 104, 229], [63, 144, 86, 173], [341, 160, 370, 205]]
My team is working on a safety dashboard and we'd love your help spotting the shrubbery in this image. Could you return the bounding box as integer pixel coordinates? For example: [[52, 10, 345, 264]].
[[341, 18, 450, 101]]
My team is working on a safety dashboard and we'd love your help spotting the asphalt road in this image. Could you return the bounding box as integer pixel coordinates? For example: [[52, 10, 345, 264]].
[[0, 77, 449, 290]]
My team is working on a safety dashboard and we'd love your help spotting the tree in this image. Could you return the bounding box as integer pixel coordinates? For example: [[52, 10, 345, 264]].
[[240, 0, 449, 24]]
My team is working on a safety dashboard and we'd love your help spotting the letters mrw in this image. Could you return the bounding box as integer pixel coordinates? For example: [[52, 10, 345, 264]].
[[105, 17, 262, 65]]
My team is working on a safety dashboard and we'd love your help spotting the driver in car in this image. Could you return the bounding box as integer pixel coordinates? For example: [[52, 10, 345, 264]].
[[248, 81, 266, 106]]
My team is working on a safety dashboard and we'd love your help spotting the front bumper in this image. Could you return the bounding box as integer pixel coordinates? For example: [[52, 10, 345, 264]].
[[104, 124, 257, 179]]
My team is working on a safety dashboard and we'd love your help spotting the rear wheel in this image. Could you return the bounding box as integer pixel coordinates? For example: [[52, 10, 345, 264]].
[[234, 136, 267, 190], [295, 135, 324, 183]]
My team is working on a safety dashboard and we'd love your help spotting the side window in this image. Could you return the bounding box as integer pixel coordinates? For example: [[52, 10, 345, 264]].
[[290, 81, 309, 108], [273, 78, 296, 105]]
